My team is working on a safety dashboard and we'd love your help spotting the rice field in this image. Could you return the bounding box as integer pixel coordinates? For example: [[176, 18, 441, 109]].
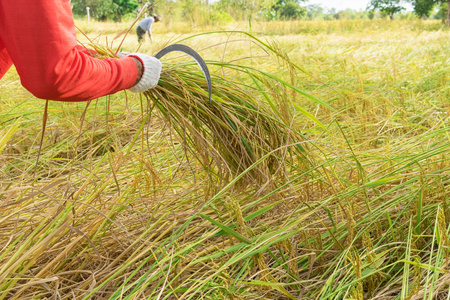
[[0, 20, 449, 299]]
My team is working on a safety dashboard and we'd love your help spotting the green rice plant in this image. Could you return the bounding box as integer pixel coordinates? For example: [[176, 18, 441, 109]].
[[0, 120, 20, 155]]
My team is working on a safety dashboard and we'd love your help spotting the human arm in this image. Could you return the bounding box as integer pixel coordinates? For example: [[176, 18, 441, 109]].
[[0, 41, 13, 79], [149, 21, 154, 42], [129, 57, 143, 84], [0, 0, 153, 102]]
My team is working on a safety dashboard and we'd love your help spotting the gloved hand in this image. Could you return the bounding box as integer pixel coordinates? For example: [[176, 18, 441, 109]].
[[126, 53, 162, 93]]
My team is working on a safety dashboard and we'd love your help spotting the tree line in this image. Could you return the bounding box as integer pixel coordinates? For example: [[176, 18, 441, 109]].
[[70, 0, 450, 24], [369, 0, 449, 22]]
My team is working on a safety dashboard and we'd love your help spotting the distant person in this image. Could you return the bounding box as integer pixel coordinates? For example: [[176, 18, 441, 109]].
[[0, 1, 161, 102], [136, 15, 161, 43]]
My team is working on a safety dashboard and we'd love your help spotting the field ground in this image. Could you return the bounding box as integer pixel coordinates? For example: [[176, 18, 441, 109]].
[[1, 20, 449, 299]]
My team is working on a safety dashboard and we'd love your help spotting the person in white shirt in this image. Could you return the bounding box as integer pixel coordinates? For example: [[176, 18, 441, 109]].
[[136, 15, 161, 43]]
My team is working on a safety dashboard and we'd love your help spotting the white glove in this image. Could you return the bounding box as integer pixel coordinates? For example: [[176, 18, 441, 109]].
[[127, 53, 162, 93]]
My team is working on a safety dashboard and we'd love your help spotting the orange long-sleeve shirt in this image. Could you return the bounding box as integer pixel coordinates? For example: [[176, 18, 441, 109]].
[[0, 0, 137, 102]]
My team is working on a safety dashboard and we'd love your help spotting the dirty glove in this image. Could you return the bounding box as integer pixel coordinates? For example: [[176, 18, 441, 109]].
[[127, 53, 162, 93]]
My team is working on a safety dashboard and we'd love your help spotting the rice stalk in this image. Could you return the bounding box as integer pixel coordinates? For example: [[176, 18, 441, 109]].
[[92, 32, 327, 187]]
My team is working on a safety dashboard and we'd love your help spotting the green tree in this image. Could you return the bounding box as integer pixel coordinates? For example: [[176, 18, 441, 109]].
[[306, 5, 324, 20], [274, 0, 307, 19], [435, 1, 450, 24], [218, 0, 277, 20], [72, 0, 138, 21], [368, 0, 405, 20], [410, 0, 436, 18], [114, 0, 138, 20], [181, 0, 199, 25], [333, 8, 357, 20], [409, 0, 450, 23], [446, 1, 450, 24], [272, 0, 307, 20]]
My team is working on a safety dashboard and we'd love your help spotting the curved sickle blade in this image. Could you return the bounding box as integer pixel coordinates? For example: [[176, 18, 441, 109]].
[[154, 44, 212, 103]]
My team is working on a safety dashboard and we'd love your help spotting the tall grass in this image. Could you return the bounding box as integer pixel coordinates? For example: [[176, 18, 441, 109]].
[[0, 21, 449, 299]]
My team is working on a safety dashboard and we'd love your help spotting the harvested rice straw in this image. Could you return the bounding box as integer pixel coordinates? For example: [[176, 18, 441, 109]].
[[91, 32, 325, 186]]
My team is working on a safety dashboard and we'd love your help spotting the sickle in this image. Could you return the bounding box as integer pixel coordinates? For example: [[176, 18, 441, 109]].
[[154, 44, 212, 103]]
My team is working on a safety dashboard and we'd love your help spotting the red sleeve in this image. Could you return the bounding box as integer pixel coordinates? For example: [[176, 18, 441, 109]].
[[0, 39, 13, 79], [0, 0, 137, 102]]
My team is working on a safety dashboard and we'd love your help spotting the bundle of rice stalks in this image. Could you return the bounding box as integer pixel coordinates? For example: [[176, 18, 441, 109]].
[[91, 32, 328, 186]]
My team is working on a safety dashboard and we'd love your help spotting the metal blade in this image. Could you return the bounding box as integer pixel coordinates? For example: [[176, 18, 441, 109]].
[[154, 44, 212, 103]]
